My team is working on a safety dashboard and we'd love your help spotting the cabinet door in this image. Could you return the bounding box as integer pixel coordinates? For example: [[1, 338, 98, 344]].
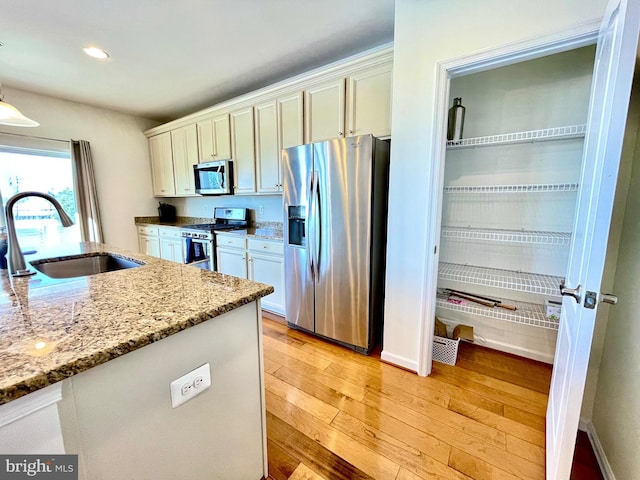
[[213, 113, 232, 161], [160, 238, 185, 263], [217, 247, 247, 278], [149, 132, 175, 196], [159, 237, 174, 261], [230, 107, 257, 194], [278, 92, 304, 193], [305, 79, 346, 143], [255, 100, 280, 194], [249, 252, 285, 315], [171, 124, 198, 196], [279, 92, 304, 150], [347, 63, 393, 138], [138, 234, 147, 255], [197, 113, 231, 163], [197, 117, 215, 163], [139, 234, 161, 257]]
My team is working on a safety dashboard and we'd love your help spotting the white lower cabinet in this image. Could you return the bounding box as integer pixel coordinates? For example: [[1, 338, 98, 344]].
[[247, 239, 285, 315], [217, 235, 248, 279], [216, 234, 285, 315], [159, 227, 184, 263], [137, 225, 160, 258], [138, 225, 185, 263]]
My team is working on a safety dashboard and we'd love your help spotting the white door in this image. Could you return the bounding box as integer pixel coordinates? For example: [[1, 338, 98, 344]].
[[547, 1, 640, 478]]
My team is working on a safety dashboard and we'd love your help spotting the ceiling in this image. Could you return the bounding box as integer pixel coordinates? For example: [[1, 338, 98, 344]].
[[0, 0, 395, 123]]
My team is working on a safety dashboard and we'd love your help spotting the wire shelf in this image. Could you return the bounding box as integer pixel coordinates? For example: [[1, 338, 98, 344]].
[[440, 226, 572, 246], [443, 183, 579, 194], [436, 292, 559, 330], [446, 124, 586, 149], [438, 262, 562, 297]]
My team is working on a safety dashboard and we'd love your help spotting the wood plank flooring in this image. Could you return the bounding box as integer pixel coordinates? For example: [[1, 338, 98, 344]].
[[262, 317, 602, 480]]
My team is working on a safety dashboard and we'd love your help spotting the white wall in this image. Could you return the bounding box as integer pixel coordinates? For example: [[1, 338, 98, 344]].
[[0, 86, 158, 251], [590, 76, 640, 478], [167, 194, 283, 224], [385, 0, 608, 371]]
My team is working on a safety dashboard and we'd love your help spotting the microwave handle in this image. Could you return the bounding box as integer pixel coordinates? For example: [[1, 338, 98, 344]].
[[214, 164, 224, 188]]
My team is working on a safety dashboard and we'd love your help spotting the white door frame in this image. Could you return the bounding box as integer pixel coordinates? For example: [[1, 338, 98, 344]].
[[418, 20, 601, 376]]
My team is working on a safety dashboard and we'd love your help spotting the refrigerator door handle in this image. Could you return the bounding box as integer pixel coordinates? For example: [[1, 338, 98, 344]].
[[314, 171, 321, 282], [307, 172, 315, 280]]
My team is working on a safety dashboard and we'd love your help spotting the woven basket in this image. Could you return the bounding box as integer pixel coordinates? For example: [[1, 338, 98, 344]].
[[432, 335, 460, 366]]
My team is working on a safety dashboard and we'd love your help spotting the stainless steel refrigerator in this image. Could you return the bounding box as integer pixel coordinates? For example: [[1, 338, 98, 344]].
[[283, 135, 390, 354]]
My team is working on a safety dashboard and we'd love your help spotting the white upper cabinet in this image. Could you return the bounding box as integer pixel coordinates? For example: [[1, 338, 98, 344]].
[[347, 63, 393, 138], [197, 113, 231, 163], [305, 78, 346, 143], [279, 92, 304, 150], [149, 132, 175, 196], [171, 124, 198, 196], [255, 92, 304, 194], [145, 46, 393, 194], [231, 107, 257, 194], [255, 100, 280, 194]]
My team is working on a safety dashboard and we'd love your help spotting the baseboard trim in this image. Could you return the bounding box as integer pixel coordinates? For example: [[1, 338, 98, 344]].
[[380, 350, 418, 373], [580, 417, 616, 480]]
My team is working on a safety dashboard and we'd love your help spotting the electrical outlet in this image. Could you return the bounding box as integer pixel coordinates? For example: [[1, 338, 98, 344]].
[[258, 205, 264, 216], [170, 363, 211, 408]]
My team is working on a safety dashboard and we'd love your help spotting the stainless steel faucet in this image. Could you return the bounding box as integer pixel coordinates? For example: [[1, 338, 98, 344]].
[[4, 191, 74, 277]]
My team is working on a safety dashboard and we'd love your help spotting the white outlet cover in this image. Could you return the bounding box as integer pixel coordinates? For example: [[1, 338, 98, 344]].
[[170, 363, 211, 408]]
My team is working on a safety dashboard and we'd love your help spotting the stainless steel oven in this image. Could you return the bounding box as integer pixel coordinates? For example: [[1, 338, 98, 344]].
[[182, 231, 214, 270], [180, 207, 248, 271]]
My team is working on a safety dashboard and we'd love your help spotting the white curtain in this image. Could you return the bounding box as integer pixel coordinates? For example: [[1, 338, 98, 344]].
[[71, 140, 103, 243]]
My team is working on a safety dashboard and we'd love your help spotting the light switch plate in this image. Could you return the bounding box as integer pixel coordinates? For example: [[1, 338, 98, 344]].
[[170, 363, 211, 408]]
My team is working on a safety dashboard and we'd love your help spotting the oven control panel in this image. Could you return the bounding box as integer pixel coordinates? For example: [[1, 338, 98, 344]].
[[181, 231, 212, 240]]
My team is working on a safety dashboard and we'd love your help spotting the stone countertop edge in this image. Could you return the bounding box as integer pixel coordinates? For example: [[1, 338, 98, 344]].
[[0, 242, 274, 406]]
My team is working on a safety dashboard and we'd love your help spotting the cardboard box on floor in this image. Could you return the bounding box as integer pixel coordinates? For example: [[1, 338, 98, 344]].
[[434, 316, 474, 342]]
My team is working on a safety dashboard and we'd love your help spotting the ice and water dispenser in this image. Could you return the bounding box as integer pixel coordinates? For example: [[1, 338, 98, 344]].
[[287, 206, 306, 247]]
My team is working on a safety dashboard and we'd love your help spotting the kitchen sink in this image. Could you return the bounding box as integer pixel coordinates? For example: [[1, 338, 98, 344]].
[[30, 253, 144, 279]]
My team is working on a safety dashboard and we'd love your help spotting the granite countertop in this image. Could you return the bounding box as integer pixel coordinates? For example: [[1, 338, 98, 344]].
[[0, 242, 273, 405], [214, 222, 284, 241], [135, 216, 284, 241], [216, 228, 284, 241], [134, 216, 213, 227]]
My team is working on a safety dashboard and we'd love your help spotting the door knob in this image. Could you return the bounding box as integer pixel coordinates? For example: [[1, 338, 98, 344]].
[[600, 293, 618, 305], [560, 281, 581, 304]]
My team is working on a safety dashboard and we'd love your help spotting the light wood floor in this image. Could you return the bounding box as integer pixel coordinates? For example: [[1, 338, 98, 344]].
[[263, 317, 554, 480]]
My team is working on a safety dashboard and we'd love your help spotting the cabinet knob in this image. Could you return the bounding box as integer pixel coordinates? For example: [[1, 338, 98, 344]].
[[338, 131, 343, 136], [349, 130, 353, 135]]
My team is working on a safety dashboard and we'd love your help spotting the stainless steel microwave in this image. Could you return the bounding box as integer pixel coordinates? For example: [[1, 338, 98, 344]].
[[194, 160, 234, 195]]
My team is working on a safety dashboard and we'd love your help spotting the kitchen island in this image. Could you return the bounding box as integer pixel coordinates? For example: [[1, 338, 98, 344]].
[[0, 242, 273, 480]]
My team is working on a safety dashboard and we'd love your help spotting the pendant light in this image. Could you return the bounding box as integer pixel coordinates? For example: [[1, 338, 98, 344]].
[[0, 84, 39, 127]]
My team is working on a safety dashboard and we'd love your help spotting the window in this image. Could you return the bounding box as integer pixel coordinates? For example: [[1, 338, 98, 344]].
[[0, 136, 81, 253]]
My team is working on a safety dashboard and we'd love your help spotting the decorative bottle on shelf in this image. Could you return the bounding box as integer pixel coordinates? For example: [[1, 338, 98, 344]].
[[447, 97, 466, 142]]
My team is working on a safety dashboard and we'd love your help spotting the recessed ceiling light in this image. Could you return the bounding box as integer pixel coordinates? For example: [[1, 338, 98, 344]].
[[83, 46, 110, 60]]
